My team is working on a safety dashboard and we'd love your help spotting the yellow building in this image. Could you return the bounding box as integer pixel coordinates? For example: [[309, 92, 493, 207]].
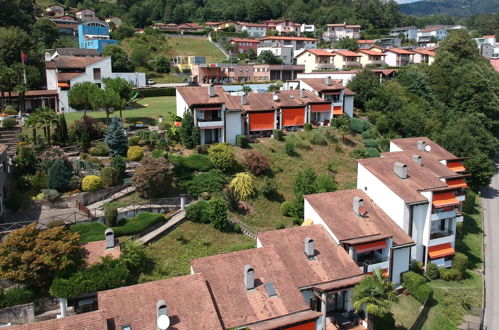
[[172, 56, 207, 72], [295, 49, 335, 73]]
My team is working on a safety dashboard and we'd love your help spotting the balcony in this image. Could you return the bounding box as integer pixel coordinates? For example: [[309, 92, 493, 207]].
[[357, 259, 390, 273], [316, 63, 335, 70], [197, 120, 223, 128], [369, 60, 387, 66], [456, 194, 465, 202], [344, 61, 362, 67], [431, 209, 456, 221], [429, 229, 455, 247], [430, 229, 454, 240]]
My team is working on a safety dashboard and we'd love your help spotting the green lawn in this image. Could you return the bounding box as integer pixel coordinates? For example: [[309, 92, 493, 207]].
[[64, 96, 176, 125], [376, 294, 422, 329], [164, 36, 226, 63], [142, 221, 255, 281]]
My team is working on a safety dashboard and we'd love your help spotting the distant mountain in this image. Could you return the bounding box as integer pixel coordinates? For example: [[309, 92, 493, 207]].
[[400, 0, 499, 17]]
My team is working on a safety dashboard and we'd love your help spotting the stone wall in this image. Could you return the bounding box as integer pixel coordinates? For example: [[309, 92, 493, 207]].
[[0, 303, 35, 325]]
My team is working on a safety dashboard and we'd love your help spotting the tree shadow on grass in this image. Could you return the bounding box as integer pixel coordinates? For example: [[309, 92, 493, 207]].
[[455, 214, 483, 269], [375, 313, 406, 330], [262, 191, 285, 203], [341, 137, 356, 147]]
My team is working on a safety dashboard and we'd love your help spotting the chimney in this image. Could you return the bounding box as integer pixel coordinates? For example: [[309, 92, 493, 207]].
[[208, 84, 215, 97], [272, 92, 280, 102], [412, 154, 422, 166], [104, 228, 115, 249], [300, 88, 306, 98], [324, 76, 332, 86], [241, 94, 247, 105], [416, 140, 426, 151], [156, 300, 170, 330], [304, 237, 315, 258], [244, 264, 255, 290], [352, 196, 365, 216], [394, 162, 408, 179]]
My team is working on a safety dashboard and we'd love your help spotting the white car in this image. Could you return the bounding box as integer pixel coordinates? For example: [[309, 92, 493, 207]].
[[147, 79, 155, 85]]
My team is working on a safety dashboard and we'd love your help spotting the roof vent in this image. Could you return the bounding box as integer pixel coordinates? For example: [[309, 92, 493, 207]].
[[273, 92, 280, 102], [412, 154, 422, 166], [394, 162, 408, 179], [241, 94, 247, 105], [156, 300, 170, 330], [244, 264, 255, 290], [304, 237, 315, 258], [104, 228, 115, 249], [208, 85, 215, 97], [352, 196, 367, 217], [324, 76, 332, 86], [300, 88, 306, 98], [416, 140, 426, 151], [264, 282, 277, 297]]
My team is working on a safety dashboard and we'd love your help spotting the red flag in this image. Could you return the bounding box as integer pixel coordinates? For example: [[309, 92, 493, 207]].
[[21, 51, 28, 64]]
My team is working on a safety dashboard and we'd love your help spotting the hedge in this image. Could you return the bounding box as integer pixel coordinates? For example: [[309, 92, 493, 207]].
[[236, 134, 248, 148], [349, 117, 370, 133], [183, 169, 227, 196], [185, 200, 210, 224], [426, 262, 440, 280], [112, 212, 165, 236], [169, 153, 213, 172], [70, 222, 109, 244], [137, 87, 176, 98], [413, 284, 433, 304], [0, 288, 35, 308], [440, 268, 462, 281], [402, 271, 426, 294], [363, 138, 378, 148], [453, 253, 468, 276]]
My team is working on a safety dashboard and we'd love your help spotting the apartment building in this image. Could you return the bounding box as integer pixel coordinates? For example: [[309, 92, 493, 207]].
[[191, 63, 305, 83], [239, 22, 267, 37], [229, 38, 260, 53], [413, 48, 436, 65], [417, 26, 447, 46], [264, 19, 301, 35], [304, 190, 414, 284], [357, 49, 387, 67], [77, 21, 118, 52], [295, 49, 335, 72], [390, 26, 418, 41], [383, 48, 415, 66], [75, 8, 97, 22], [331, 50, 362, 69], [259, 36, 318, 53], [324, 24, 361, 41], [357, 40, 376, 49], [357, 137, 468, 268]]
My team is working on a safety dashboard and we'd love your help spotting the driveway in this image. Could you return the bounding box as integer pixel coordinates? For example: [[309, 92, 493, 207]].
[[482, 157, 499, 329]]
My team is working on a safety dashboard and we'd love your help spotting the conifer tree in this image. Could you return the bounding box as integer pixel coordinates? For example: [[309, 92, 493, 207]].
[[105, 117, 128, 156]]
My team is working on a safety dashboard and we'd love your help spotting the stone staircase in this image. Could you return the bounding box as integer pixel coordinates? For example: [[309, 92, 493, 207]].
[[0, 127, 20, 156]]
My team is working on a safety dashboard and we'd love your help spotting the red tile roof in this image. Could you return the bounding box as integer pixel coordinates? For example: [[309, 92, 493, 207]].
[[191, 246, 310, 329], [300, 78, 345, 93], [57, 72, 83, 82], [332, 50, 361, 57], [240, 22, 268, 27], [8, 310, 108, 330], [81, 240, 121, 265], [46, 56, 108, 69], [390, 137, 457, 160], [483, 35, 496, 38], [357, 40, 375, 44], [420, 26, 444, 32], [358, 49, 387, 56], [301, 49, 335, 57], [384, 48, 415, 55], [414, 48, 436, 56], [261, 36, 317, 42], [304, 190, 414, 246], [258, 225, 363, 288], [230, 38, 260, 43], [98, 273, 222, 330], [176, 86, 227, 107]]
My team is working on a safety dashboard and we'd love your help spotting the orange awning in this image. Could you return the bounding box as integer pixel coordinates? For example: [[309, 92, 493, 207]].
[[333, 105, 343, 115], [447, 161, 465, 172], [250, 112, 274, 131], [355, 240, 387, 253], [368, 269, 389, 277], [432, 191, 460, 208], [282, 107, 305, 127], [428, 243, 455, 259], [311, 103, 331, 112], [446, 179, 468, 189], [58, 82, 70, 88]]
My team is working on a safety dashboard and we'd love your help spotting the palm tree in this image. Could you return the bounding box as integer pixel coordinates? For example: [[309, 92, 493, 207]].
[[351, 268, 397, 330], [242, 85, 252, 95]]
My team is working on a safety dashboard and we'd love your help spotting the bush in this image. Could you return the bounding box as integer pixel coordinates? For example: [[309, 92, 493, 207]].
[[287, 134, 309, 149], [413, 284, 433, 304], [365, 147, 380, 158], [236, 134, 248, 148], [25, 171, 48, 190], [261, 177, 277, 196], [244, 151, 270, 175], [112, 212, 165, 236], [181, 154, 213, 171], [184, 169, 227, 196], [82, 175, 103, 192], [317, 173, 337, 192], [273, 129, 283, 141], [426, 262, 440, 280], [128, 136, 140, 146], [100, 167, 120, 187], [132, 157, 173, 198], [4, 107, 17, 115], [68, 176, 82, 191], [462, 190, 476, 213], [208, 143, 235, 171], [151, 150, 167, 158], [89, 142, 109, 156], [2, 118, 16, 129], [111, 155, 127, 179], [70, 222, 109, 243], [276, 222, 285, 230], [104, 205, 118, 226], [349, 149, 367, 159], [410, 260, 424, 274], [285, 142, 295, 156], [185, 200, 210, 224], [127, 146, 144, 161], [281, 201, 292, 216], [47, 159, 72, 192], [440, 268, 462, 281], [402, 271, 426, 294], [0, 288, 34, 308], [233, 223, 241, 233], [308, 130, 328, 145], [361, 130, 373, 139], [304, 123, 312, 131], [349, 117, 369, 133], [229, 172, 256, 200], [453, 252, 468, 276], [208, 198, 228, 231], [363, 138, 378, 148]]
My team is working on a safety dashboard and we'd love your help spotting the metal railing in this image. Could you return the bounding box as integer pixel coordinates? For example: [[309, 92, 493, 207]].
[[356, 257, 388, 267], [430, 229, 454, 240]]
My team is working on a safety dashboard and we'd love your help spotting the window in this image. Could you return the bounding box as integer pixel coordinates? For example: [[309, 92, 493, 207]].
[[121, 326, 131, 330], [93, 68, 101, 80]]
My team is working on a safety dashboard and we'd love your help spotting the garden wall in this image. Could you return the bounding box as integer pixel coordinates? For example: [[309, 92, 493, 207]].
[[0, 303, 34, 324]]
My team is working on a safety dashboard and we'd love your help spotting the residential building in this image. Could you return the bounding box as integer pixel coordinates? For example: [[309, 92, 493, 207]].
[[390, 26, 418, 41], [383, 48, 415, 66], [297, 69, 398, 85], [205, 21, 239, 31], [357, 137, 468, 268], [51, 15, 78, 36], [46, 48, 100, 61], [475, 35, 497, 57], [413, 48, 436, 65], [259, 36, 318, 54], [171, 56, 206, 72], [8, 310, 109, 330], [295, 49, 335, 73], [104, 16, 122, 27], [75, 8, 97, 22], [264, 19, 301, 35], [298, 77, 355, 118], [417, 26, 447, 45], [357, 40, 376, 49], [300, 24, 315, 34], [257, 45, 294, 65], [0, 90, 59, 113], [191, 246, 322, 329], [377, 38, 401, 48], [331, 50, 362, 69], [78, 21, 118, 52], [323, 24, 361, 41], [257, 225, 364, 329], [239, 22, 267, 37], [45, 4, 65, 17], [358, 49, 387, 67], [369, 45, 386, 53], [229, 38, 260, 53], [0, 145, 10, 216], [304, 190, 414, 285]]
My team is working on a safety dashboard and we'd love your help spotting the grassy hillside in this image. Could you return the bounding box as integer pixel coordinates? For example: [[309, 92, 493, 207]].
[[400, 0, 499, 16], [164, 36, 226, 63]]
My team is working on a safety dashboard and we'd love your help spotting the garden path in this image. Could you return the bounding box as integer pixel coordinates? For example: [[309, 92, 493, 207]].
[[136, 209, 186, 245]]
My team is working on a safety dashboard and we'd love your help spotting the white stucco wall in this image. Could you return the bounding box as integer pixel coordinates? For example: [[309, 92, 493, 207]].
[[111, 72, 146, 88], [176, 90, 188, 118], [392, 246, 411, 284], [389, 141, 403, 152], [225, 111, 242, 145], [384, 52, 397, 67], [344, 95, 354, 117], [411, 202, 430, 263], [46, 69, 58, 90]]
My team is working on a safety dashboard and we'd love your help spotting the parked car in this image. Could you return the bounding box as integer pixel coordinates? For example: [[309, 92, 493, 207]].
[[147, 79, 155, 85]]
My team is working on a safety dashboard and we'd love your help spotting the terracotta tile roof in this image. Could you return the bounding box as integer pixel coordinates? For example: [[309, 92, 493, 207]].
[[258, 225, 363, 288], [57, 72, 83, 82], [483, 35, 496, 38], [304, 191, 414, 246], [332, 50, 361, 57], [250, 310, 322, 330], [327, 23, 346, 27], [383, 48, 415, 55], [347, 25, 361, 28], [191, 246, 309, 329], [301, 49, 335, 57], [176, 86, 227, 107], [81, 240, 121, 265], [358, 49, 387, 56], [300, 78, 345, 93], [414, 48, 436, 56], [54, 23, 78, 29], [369, 45, 386, 51], [8, 310, 108, 330], [240, 22, 268, 27], [98, 273, 222, 330], [357, 40, 375, 44], [230, 38, 260, 43], [390, 137, 457, 160], [45, 56, 108, 69], [420, 26, 444, 32], [260, 36, 317, 42]]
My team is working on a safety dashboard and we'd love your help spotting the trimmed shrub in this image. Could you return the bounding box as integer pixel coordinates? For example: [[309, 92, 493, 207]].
[[365, 147, 380, 158], [361, 130, 374, 139], [261, 177, 277, 197], [453, 252, 468, 276], [68, 176, 82, 191], [317, 173, 337, 192], [111, 155, 127, 179], [89, 142, 109, 156], [185, 200, 210, 224], [281, 201, 292, 216], [47, 159, 72, 192], [229, 172, 256, 200], [151, 150, 167, 158], [410, 260, 424, 274], [413, 284, 433, 304], [2, 118, 16, 129], [127, 146, 144, 161], [0, 288, 34, 308], [82, 175, 103, 192], [208, 143, 235, 171], [426, 262, 440, 280], [462, 190, 476, 213], [112, 212, 165, 236], [440, 268, 462, 281], [402, 271, 426, 294], [104, 205, 118, 226], [4, 108, 17, 116], [363, 138, 378, 148], [184, 169, 227, 196], [285, 142, 295, 156], [233, 223, 241, 233], [273, 129, 283, 141], [128, 136, 140, 146], [100, 167, 120, 187], [304, 123, 312, 131], [208, 198, 228, 231], [236, 134, 248, 148], [244, 151, 270, 175], [276, 222, 285, 230], [309, 130, 328, 145], [349, 117, 369, 133]]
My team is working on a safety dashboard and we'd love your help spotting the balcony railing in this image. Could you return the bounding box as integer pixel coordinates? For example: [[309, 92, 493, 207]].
[[369, 60, 387, 66], [317, 63, 335, 70], [344, 61, 362, 67], [431, 209, 456, 221], [430, 229, 454, 240], [197, 118, 222, 122], [355, 256, 388, 267]]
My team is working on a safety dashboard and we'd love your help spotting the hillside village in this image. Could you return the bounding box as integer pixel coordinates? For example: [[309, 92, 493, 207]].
[[0, 1, 498, 330]]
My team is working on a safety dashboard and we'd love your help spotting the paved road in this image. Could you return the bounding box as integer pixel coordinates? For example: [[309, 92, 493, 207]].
[[482, 157, 499, 329]]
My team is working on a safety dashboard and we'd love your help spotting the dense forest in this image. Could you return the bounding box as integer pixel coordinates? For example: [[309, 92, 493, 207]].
[[400, 0, 499, 18]]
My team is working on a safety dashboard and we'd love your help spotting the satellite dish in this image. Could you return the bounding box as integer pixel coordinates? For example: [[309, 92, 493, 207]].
[[425, 145, 432, 152], [157, 315, 170, 330]]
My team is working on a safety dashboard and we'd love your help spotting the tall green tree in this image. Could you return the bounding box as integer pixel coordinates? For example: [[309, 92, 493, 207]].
[[32, 18, 59, 48], [103, 77, 133, 119], [105, 116, 129, 156], [180, 110, 199, 149], [47, 159, 72, 192], [68, 82, 100, 116], [102, 44, 135, 72], [337, 37, 359, 51], [347, 69, 381, 110], [91, 88, 125, 122]]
